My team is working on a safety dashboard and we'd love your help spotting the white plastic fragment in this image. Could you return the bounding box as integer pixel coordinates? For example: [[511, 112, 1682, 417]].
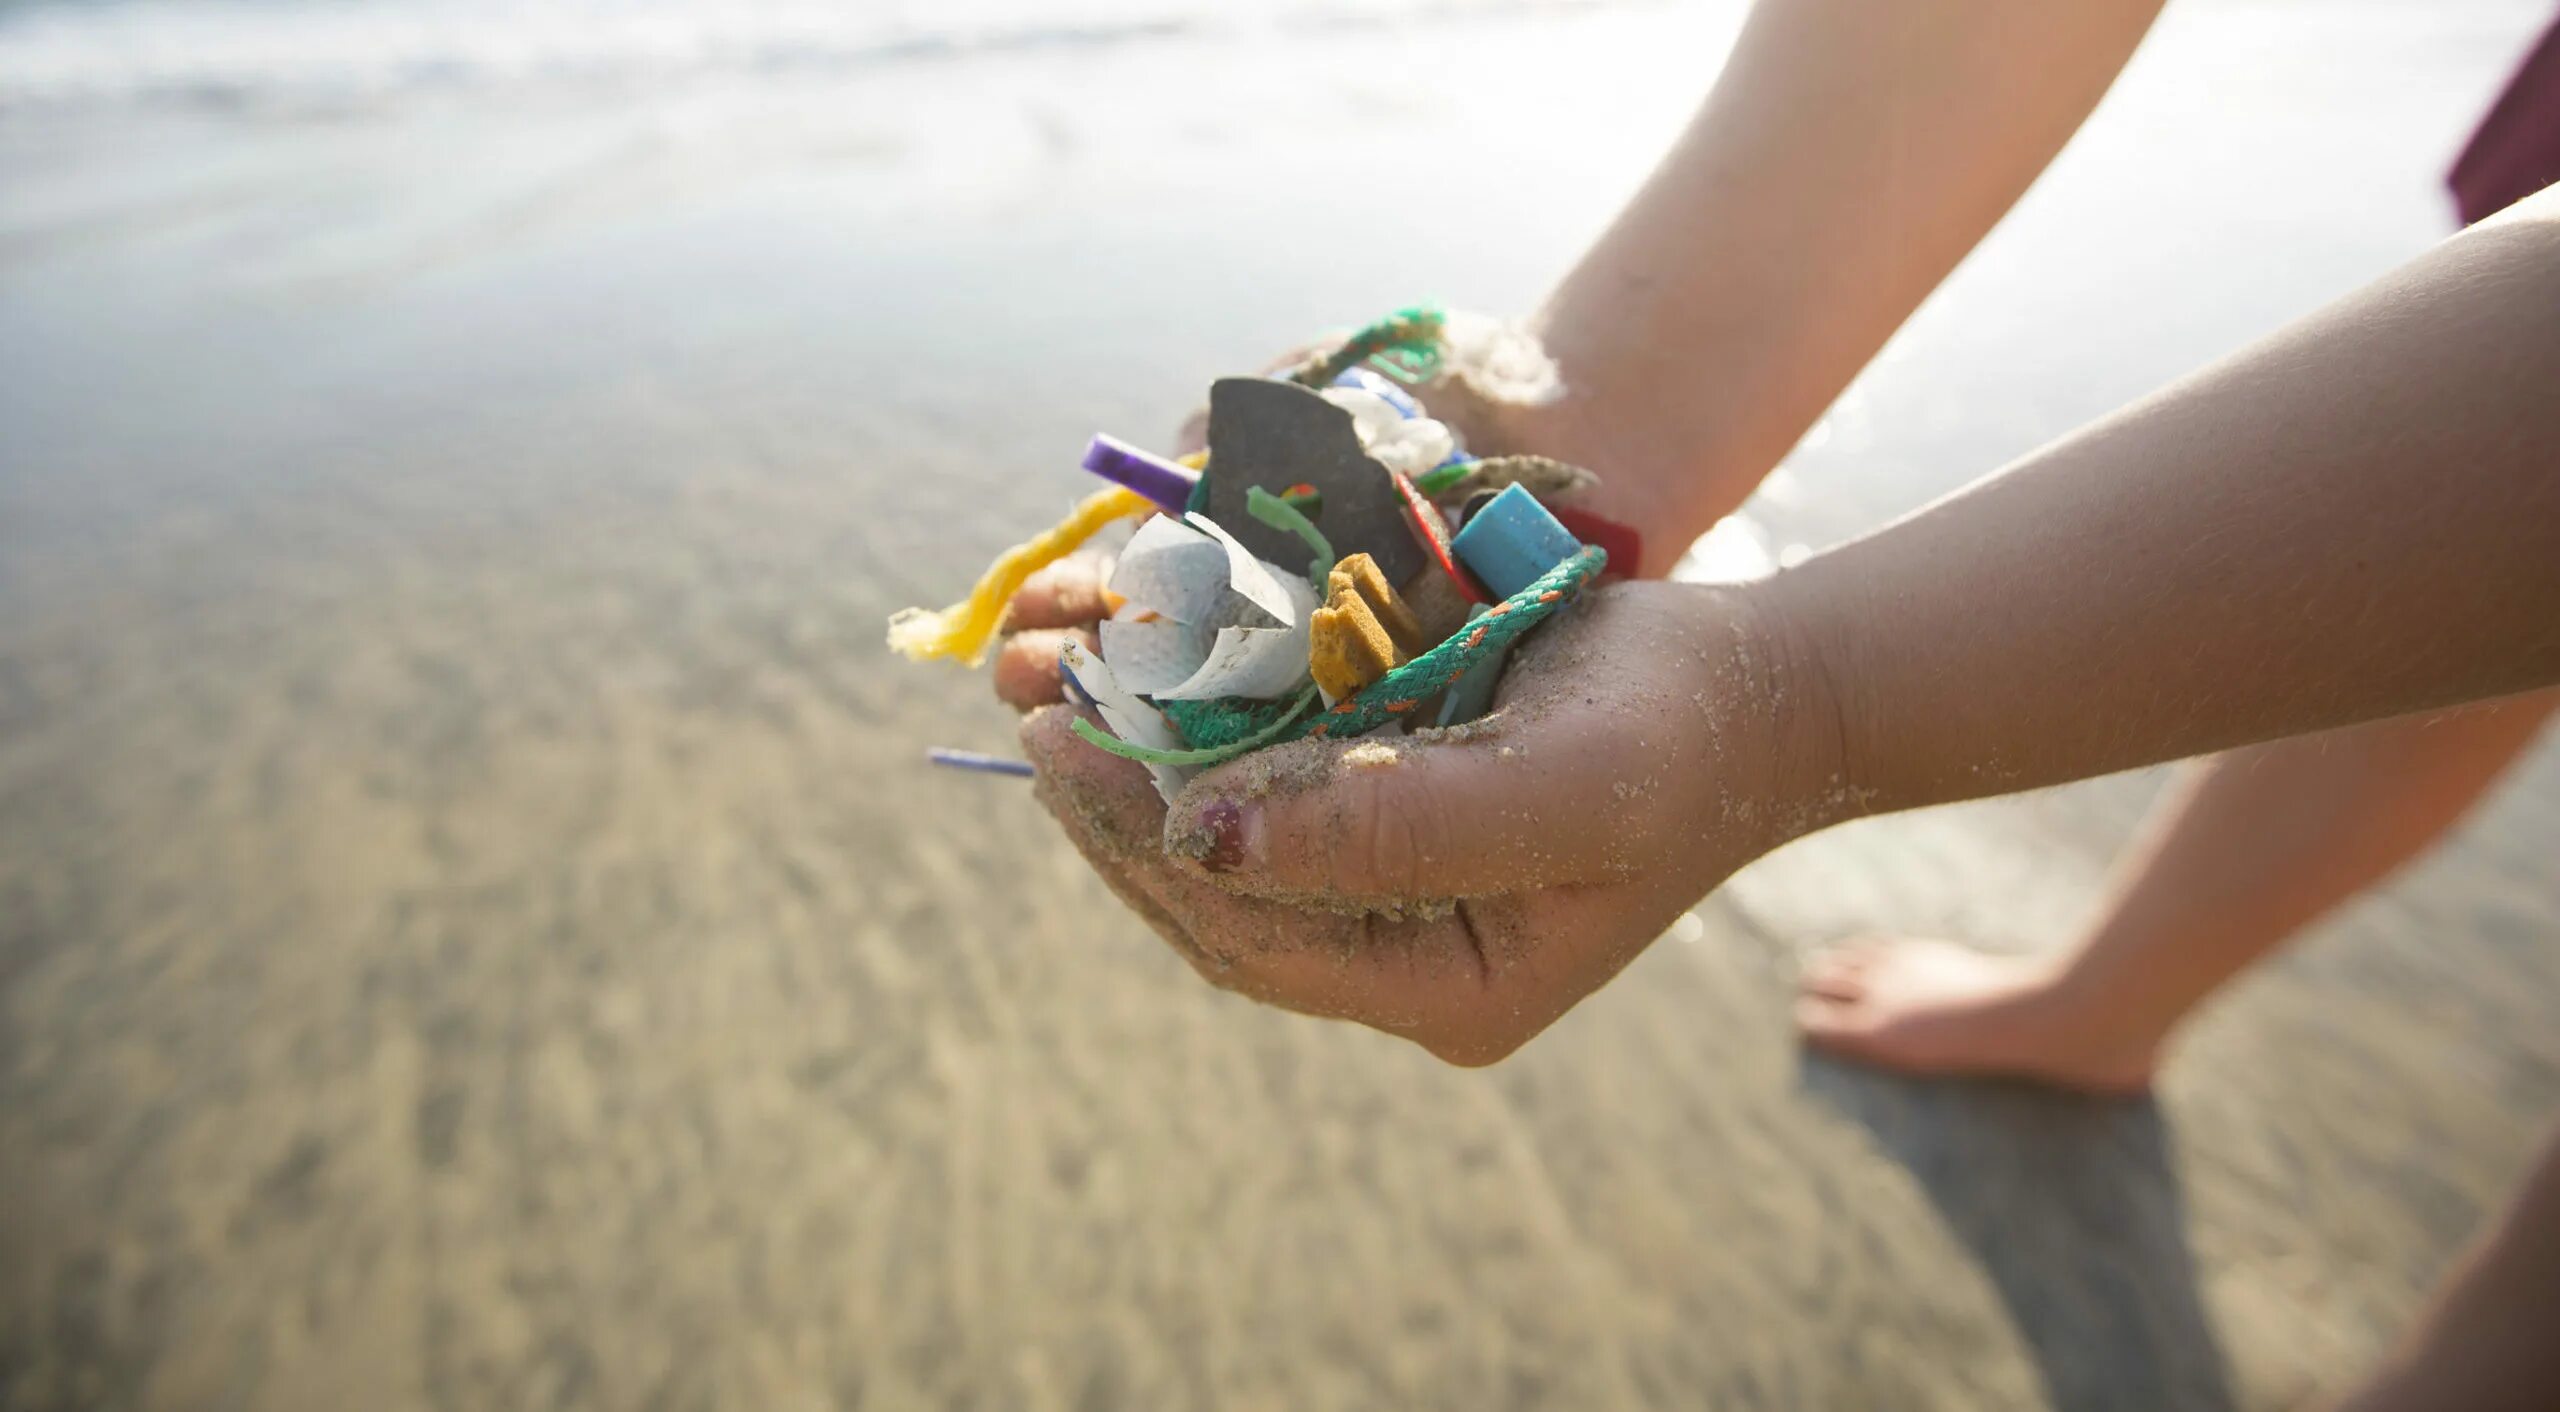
[[1184, 512, 1305, 625], [1097, 514, 1316, 706], [1095, 614, 1206, 697], [1320, 386, 1455, 480], [1059, 639, 1191, 803], [1110, 514, 1229, 624]]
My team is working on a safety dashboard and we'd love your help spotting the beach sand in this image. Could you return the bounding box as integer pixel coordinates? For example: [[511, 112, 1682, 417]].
[[3, 2, 2557, 1408]]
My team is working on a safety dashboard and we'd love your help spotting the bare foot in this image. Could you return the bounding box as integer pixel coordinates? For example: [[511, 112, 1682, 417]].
[[1794, 937, 2160, 1096]]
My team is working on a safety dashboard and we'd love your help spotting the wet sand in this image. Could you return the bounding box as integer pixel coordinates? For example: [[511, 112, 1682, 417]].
[[4, 3, 2557, 1408]]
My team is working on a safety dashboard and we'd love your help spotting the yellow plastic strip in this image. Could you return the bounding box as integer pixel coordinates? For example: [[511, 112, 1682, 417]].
[[885, 485, 1152, 666]]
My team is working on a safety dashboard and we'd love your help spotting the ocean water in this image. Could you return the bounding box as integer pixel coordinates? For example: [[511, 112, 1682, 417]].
[[5, 2, 2560, 1408], [1, 0, 1633, 109]]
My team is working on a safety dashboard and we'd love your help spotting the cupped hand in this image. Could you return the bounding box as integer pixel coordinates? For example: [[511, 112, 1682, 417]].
[[1020, 579, 1844, 1064]]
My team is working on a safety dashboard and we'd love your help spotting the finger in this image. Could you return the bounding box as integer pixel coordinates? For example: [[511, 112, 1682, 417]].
[[1286, 879, 1688, 1067], [1223, 905, 1501, 1057], [1023, 705, 1611, 1058], [1161, 700, 1671, 905], [1025, 704, 1381, 993], [1020, 703, 1286, 969], [1020, 704, 1236, 981], [1161, 584, 1705, 904], [1083, 833, 1222, 980], [1022, 707, 1500, 1021], [1005, 556, 1113, 631], [1022, 703, 1176, 861], [994, 628, 1097, 710]]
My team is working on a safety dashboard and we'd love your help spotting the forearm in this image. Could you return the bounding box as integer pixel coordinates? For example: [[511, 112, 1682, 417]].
[[1498, 0, 2166, 546], [1770, 195, 2560, 818]]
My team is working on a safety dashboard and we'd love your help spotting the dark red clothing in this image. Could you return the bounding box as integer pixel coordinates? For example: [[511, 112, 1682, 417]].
[[2450, 12, 2560, 225]]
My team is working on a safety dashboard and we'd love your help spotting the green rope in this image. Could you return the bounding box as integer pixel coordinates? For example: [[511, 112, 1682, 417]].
[[1160, 694, 1301, 751], [1284, 545, 1604, 743], [1289, 304, 1447, 389], [1147, 544, 1607, 754], [1246, 485, 1333, 584], [1071, 686, 1320, 767]]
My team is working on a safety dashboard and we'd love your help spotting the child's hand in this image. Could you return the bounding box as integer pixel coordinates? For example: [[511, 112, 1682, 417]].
[[991, 556, 1108, 710], [1019, 580, 1847, 1064]]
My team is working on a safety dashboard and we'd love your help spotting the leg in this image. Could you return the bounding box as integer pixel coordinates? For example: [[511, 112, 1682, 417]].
[[1795, 689, 2557, 1092], [2333, 1121, 2560, 1411]]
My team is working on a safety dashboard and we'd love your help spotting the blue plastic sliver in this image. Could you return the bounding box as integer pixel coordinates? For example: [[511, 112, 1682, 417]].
[[1328, 366, 1426, 420]]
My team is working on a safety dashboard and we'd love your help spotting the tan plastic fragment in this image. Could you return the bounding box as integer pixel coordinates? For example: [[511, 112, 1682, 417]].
[[1308, 552, 1428, 700]]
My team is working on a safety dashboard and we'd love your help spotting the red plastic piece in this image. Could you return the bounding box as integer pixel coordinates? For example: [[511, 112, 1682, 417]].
[[1553, 508, 1645, 580], [1388, 469, 1489, 604]]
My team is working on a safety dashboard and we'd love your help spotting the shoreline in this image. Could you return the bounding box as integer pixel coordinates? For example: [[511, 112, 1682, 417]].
[[5, 3, 2556, 1407]]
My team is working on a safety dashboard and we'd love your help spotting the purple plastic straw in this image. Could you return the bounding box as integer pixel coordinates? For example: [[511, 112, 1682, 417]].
[[1081, 434, 1198, 514], [926, 747, 1035, 779]]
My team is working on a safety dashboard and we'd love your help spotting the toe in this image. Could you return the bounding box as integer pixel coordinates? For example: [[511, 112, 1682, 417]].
[[1793, 994, 1866, 1046], [1797, 942, 1883, 998], [1829, 936, 1892, 967], [1798, 954, 1869, 1002]]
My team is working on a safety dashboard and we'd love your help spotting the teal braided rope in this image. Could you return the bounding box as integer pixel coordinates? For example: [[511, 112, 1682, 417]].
[[1282, 544, 1604, 743], [1289, 304, 1447, 389], [1071, 686, 1320, 768], [1160, 693, 1303, 751], [1103, 546, 1605, 765]]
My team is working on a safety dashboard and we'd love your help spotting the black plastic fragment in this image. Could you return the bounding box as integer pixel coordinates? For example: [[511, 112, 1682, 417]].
[[1198, 377, 1425, 586]]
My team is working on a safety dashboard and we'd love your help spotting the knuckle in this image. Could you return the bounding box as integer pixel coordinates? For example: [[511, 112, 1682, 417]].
[[1337, 773, 1446, 896]]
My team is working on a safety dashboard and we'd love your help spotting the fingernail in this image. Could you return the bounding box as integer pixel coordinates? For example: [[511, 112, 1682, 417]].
[[1193, 798, 1255, 874]]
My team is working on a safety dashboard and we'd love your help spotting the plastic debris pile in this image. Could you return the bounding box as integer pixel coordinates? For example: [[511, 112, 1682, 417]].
[[888, 305, 1638, 800]]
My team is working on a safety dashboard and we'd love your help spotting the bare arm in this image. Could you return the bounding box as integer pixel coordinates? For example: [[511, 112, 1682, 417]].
[[1776, 193, 2560, 817], [1002, 0, 2168, 701], [1052, 193, 2560, 1066], [1495, 0, 2169, 548]]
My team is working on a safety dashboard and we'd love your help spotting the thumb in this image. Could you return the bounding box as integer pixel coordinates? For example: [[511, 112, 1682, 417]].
[[1164, 709, 1664, 904]]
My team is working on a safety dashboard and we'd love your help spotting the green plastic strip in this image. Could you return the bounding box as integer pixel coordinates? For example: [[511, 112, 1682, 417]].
[[1412, 460, 1473, 499], [1071, 686, 1321, 768], [1246, 486, 1333, 584]]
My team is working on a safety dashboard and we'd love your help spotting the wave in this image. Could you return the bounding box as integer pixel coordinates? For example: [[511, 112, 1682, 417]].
[[0, 0, 1626, 112]]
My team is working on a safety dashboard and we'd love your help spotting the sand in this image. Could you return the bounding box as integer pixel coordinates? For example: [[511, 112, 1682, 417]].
[[4, 2, 2558, 1408]]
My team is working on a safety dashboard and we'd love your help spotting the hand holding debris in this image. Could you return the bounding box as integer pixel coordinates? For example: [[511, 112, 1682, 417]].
[[1018, 579, 1844, 1064], [894, 304, 1704, 1058]]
